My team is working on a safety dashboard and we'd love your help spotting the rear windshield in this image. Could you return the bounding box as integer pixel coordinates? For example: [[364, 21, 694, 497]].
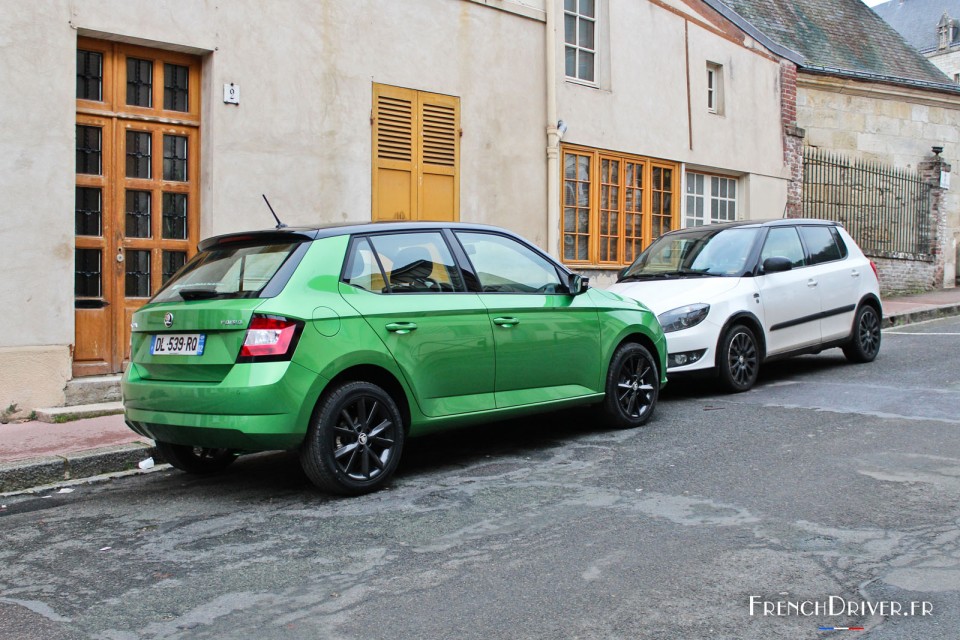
[[151, 242, 300, 303]]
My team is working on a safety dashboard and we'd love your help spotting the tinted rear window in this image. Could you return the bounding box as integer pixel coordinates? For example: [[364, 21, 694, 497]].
[[151, 242, 300, 303], [799, 226, 843, 265]]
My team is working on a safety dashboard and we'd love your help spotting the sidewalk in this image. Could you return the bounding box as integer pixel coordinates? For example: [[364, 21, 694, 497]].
[[2, 288, 959, 494]]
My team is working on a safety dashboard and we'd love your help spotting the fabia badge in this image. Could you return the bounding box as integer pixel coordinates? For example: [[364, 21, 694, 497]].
[[163, 312, 174, 328]]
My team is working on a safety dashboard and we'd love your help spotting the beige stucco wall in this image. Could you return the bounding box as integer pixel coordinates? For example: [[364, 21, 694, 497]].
[[555, 0, 790, 203], [0, 0, 794, 413], [0, 0, 549, 413], [797, 75, 960, 288]]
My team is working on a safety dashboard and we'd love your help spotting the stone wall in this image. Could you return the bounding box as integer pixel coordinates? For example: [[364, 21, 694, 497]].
[[797, 74, 960, 291]]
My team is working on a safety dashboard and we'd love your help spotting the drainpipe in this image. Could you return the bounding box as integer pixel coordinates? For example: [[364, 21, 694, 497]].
[[545, 0, 561, 258]]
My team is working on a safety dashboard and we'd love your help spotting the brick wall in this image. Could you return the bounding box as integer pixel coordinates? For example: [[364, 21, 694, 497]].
[[781, 61, 805, 218]]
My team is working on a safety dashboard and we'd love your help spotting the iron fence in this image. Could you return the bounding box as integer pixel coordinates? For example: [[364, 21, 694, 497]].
[[802, 147, 932, 258]]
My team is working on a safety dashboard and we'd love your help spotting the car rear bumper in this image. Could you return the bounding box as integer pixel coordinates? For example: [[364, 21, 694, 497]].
[[122, 360, 324, 451]]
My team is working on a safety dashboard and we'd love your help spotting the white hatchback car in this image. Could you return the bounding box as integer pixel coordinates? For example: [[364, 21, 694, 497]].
[[607, 219, 882, 392]]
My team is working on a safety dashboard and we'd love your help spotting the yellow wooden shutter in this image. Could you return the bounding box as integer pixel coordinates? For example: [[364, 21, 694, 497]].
[[417, 92, 459, 221], [373, 85, 416, 221]]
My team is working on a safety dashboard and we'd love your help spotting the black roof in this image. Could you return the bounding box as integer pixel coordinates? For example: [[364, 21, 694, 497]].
[[714, 0, 957, 90], [198, 221, 536, 251]]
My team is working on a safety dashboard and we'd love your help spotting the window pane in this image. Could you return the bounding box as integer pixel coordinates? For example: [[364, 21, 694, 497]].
[[564, 153, 576, 179], [126, 131, 152, 179], [76, 50, 102, 101], [162, 192, 188, 239], [163, 63, 189, 112], [565, 14, 577, 45], [564, 0, 576, 11], [457, 232, 563, 293], [580, 0, 596, 18], [761, 227, 805, 268], [163, 134, 188, 181], [565, 46, 576, 77], [75, 187, 102, 236], [799, 226, 843, 264], [579, 19, 595, 50], [126, 250, 152, 297], [125, 190, 152, 238], [75, 249, 102, 297], [578, 51, 595, 82], [126, 58, 153, 107], [162, 251, 187, 284], [76, 125, 102, 175], [578, 155, 590, 181], [369, 232, 464, 293]]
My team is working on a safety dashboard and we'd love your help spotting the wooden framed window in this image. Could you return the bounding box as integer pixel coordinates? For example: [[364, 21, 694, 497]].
[[74, 37, 200, 376], [564, 0, 597, 83], [561, 145, 678, 266], [372, 83, 460, 222]]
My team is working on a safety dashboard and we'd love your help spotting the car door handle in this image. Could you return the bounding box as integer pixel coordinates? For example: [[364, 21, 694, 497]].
[[807, 279, 818, 288], [385, 322, 418, 334], [493, 317, 520, 328], [851, 269, 860, 278]]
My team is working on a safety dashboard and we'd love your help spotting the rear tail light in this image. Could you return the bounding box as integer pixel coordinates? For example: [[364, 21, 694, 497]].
[[237, 315, 304, 362], [869, 260, 880, 281]]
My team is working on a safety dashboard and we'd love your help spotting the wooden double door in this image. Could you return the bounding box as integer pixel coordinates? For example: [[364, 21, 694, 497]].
[[73, 39, 201, 376]]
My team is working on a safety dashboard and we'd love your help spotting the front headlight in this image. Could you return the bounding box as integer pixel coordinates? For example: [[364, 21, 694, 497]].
[[658, 303, 710, 333]]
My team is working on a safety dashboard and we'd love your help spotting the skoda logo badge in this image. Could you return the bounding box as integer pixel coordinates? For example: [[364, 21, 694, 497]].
[[163, 312, 174, 328]]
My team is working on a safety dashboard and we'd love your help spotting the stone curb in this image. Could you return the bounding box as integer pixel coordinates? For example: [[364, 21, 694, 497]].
[[883, 303, 960, 329], [0, 443, 157, 494]]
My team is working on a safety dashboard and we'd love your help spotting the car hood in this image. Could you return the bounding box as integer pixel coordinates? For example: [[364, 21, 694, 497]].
[[607, 277, 743, 316]]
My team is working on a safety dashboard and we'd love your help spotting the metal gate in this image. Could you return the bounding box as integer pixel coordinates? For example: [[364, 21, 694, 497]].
[[802, 147, 932, 258]]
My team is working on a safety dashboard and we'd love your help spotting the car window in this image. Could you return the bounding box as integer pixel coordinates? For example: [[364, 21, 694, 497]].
[[687, 228, 757, 275], [152, 241, 300, 303], [799, 226, 843, 265], [343, 232, 464, 293], [455, 232, 565, 293], [621, 227, 759, 278], [760, 227, 805, 268]]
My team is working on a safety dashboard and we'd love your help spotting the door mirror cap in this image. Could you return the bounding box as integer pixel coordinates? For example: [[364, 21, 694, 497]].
[[569, 273, 590, 295], [762, 256, 794, 274]]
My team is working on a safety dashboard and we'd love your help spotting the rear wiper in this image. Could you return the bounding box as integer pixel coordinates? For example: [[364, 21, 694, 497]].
[[178, 287, 220, 300]]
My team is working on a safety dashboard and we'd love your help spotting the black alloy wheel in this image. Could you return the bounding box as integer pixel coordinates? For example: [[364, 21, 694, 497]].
[[718, 324, 760, 393], [843, 304, 882, 363], [600, 342, 659, 428], [154, 441, 238, 474], [300, 381, 405, 495]]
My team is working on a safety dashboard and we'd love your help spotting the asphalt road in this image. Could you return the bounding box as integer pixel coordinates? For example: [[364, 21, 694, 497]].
[[1, 317, 959, 640]]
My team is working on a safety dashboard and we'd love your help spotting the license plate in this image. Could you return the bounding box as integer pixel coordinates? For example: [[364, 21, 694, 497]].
[[150, 333, 206, 356]]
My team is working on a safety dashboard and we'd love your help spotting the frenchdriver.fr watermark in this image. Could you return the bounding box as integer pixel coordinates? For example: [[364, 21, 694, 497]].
[[749, 595, 933, 631]]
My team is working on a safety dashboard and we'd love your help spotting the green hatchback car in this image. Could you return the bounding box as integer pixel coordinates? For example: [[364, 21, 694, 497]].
[[123, 222, 667, 494]]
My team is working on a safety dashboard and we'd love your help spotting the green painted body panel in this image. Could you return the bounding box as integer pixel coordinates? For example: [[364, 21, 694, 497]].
[[476, 291, 601, 407], [339, 283, 497, 417], [122, 229, 668, 454]]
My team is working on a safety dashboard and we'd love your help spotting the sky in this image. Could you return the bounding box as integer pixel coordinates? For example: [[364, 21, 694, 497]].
[[863, 0, 885, 5]]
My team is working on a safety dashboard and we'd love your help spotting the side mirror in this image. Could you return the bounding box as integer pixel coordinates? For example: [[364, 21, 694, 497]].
[[568, 273, 590, 295], [762, 256, 793, 274]]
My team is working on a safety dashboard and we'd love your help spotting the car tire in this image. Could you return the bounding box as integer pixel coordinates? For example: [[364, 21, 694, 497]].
[[842, 304, 881, 363], [300, 381, 405, 495], [718, 323, 760, 393], [599, 342, 659, 429], [154, 441, 237, 474]]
